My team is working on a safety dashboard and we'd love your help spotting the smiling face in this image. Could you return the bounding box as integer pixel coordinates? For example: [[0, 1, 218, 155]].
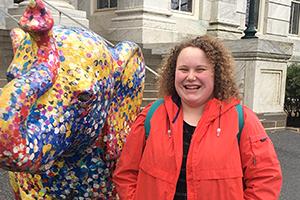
[[175, 46, 214, 109]]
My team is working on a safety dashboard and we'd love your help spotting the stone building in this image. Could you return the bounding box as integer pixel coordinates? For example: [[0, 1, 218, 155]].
[[1, 0, 300, 130], [86, 0, 300, 59]]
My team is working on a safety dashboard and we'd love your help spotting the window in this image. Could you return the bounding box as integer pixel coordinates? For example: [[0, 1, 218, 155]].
[[289, 1, 300, 35], [245, 0, 260, 28], [171, 0, 192, 12], [97, 0, 117, 9]]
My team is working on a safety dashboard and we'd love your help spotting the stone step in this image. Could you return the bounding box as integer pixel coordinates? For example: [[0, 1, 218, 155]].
[[0, 66, 8, 79], [143, 89, 158, 98], [144, 57, 162, 67], [258, 112, 287, 130], [0, 29, 10, 36], [144, 82, 157, 90], [145, 66, 159, 80], [0, 53, 13, 70], [143, 48, 162, 75], [261, 120, 286, 131], [0, 30, 12, 51], [142, 48, 163, 58], [0, 79, 8, 88], [141, 97, 157, 108], [145, 74, 159, 84], [145, 64, 160, 75], [0, 41, 12, 51], [0, 34, 11, 39]]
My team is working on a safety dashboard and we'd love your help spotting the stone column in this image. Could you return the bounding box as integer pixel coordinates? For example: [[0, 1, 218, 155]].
[[6, 0, 89, 29], [109, 0, 177, 44], [207, 0, 242, 39], [225, 39, 293, 130], [0, 0, 14, 29]]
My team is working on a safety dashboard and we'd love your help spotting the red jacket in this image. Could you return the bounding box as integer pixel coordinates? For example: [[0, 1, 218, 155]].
[[113, 96, 282, 200]]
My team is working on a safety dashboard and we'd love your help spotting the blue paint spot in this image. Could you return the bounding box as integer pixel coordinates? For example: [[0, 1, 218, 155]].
[[57, 42, 63, 47], [64, 30, 71, 35], [11, 94, 17, 104], [25, 40, 32, 45], [16, 88, 22, 95], [24, 61, 29, 67], [3, 113, 9, 121], [59, 56, 65, 62], [50, 117, 55, 124]]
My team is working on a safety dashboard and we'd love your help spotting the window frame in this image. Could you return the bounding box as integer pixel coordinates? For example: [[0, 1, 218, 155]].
[[171, 0, 193, 14], [289, 0, 300, 35], [95, 0, 117, 11]]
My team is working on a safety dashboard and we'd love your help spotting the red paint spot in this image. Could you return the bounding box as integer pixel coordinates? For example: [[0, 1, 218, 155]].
[[21, 106, 28, 116], [117, 60, 123, 66]]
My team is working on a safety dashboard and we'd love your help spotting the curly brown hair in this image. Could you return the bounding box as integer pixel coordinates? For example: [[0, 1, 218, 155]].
[[158, 35, 240, 101]]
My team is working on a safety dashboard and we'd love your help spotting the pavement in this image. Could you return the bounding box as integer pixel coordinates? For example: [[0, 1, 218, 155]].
[[269, 130, 300, 200], [0, 169, 14, 200], [0, 129, 299, 199]]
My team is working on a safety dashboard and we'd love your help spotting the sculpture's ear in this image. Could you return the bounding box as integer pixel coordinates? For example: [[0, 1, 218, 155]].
[[101, 41, 145, 163], [10, 28, 27, 54]]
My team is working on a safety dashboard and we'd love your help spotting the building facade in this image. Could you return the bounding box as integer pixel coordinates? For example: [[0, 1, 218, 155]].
[[85, 0, 298, 129], [86, 0, 300, 61], [1, 0, 299, 129]]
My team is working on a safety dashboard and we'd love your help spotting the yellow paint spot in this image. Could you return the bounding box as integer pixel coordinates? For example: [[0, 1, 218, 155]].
[[57, 161, 64, 168], [42, 144, 52, 154], [66, 130, 71, 138]]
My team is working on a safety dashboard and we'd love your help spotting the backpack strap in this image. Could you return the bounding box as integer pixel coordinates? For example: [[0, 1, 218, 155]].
[[144, 101, 244, 142], [235, 104, 244, 144], [144, 98, 164, 138]]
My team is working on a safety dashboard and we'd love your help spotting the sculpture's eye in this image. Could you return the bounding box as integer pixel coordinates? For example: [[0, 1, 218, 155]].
[[6, 73, 15, 83], [77, 91, 93, 102]]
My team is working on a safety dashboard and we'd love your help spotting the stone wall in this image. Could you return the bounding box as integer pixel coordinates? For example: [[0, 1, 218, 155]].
[[0, 0, 14, 29], [225, 38, 293, 130], [0, 29, 12, 88]]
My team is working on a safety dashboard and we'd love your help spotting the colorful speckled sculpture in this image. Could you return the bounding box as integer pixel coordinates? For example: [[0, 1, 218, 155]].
[[0, 0, 145, 199]]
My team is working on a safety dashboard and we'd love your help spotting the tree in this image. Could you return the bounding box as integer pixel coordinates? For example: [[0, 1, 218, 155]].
[[286, 63, 300, 97]]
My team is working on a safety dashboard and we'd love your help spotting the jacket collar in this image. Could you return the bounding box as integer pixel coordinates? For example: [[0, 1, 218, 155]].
[[203, 98, 240, 122], [164, 95, 240, 124]]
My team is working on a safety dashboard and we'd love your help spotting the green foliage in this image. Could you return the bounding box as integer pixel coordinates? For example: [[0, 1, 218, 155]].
[[286, 63, 300, 97]]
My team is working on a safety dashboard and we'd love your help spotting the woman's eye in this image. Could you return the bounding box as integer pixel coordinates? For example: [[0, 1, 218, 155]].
[[179, 68, 188, 72], [196, 68, 205, 73]]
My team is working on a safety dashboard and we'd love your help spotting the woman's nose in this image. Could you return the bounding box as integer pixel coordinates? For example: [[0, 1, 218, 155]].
[[187, 72, 196, 81]]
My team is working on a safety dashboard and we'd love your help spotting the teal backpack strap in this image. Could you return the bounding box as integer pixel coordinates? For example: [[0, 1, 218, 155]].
[[144, 98, 164, 138], [235, 104, 244, 144]]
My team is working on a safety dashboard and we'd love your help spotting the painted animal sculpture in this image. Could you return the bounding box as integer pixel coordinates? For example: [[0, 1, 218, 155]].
[[0, 0, 145, 199]]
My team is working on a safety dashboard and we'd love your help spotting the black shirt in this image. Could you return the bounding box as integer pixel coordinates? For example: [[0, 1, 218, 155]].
[[174, 121, 196, 200]]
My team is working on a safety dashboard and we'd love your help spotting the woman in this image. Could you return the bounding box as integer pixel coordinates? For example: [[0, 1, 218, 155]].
[[113, 36, 282, 200]]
